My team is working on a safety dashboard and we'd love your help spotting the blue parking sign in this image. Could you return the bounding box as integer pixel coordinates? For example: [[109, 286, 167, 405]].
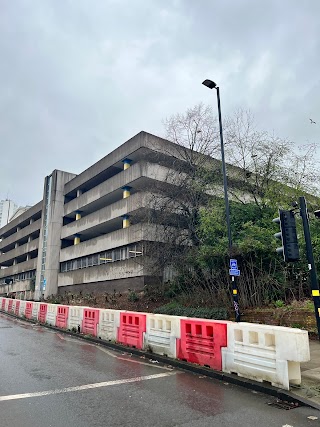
[[230, 259, 238, 269]]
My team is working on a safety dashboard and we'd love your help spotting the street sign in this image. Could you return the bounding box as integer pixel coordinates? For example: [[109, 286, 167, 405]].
[[229, 269, 240, 276], [230, 259, 238, 269]]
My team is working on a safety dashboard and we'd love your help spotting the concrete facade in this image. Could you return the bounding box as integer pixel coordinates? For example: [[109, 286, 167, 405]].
[[0, 131, 201, 299]]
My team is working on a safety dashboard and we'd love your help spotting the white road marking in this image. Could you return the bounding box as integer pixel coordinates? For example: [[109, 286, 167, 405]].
[[56, 333, 65, 340], [96, 346, 174, 370], [0, 371, 178, 402]]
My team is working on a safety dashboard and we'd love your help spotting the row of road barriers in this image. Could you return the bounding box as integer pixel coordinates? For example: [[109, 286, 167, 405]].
[[0, 297, 310, 390]]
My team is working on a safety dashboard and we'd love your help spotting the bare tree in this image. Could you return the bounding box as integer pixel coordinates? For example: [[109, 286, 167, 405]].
[[132, 104, 221, 282], [223, 109, 320, 208], [163, 103, 220, 159], [137, 105, 320, 302]]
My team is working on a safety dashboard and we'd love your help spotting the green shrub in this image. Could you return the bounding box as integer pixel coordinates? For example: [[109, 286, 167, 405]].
[[153, 302, 228, 320], [291, 323, 303, 329], [303, 300, 314, 310], [128, 291, 139, 302], [274, 300, 285, 308]]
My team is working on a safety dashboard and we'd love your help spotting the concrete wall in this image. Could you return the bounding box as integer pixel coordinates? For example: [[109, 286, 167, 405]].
[[0, 258, 37, 279], [60, 224, 145, 262], [58, 276, 146, 295], [0, 278, 32, 295], [58, 258, 145, 287], [63, 131, 204, 197], [63, 162, 175, 216], [63, 132, 146, 196], [61, 192, 153, 239], [0, 239, 39, 264], [35, 170, 76, 300], [0, 219, 41, 251]]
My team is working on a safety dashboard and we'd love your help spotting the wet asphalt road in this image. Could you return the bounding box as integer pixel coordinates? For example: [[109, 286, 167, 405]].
[[0, 313, 319, 427]]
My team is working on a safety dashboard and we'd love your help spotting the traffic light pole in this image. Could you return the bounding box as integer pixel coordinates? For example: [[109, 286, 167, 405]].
[[299, 196, 320, 339]]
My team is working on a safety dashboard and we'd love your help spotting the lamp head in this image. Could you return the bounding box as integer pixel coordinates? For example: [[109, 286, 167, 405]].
[[202, 79, 217, 89]]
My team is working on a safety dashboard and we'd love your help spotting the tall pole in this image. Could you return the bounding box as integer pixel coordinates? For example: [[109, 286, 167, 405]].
[[216, 87, 240, 322], [299, 196, 320, 339]]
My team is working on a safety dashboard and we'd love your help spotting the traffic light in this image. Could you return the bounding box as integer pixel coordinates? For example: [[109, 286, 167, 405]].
[[273, 209, 300, 262]]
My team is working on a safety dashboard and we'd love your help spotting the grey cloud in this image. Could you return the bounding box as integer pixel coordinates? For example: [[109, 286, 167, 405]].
[[0, 0, 319, 205]]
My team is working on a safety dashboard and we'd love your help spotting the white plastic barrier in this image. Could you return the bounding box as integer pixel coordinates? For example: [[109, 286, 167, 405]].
[[222, 322, 310, 390], [97, 309, 121, 341], [67, 306, 85, 331], [0, 297, 311, 391], [11, 300, 17, 314], [31, 302, 40, 320], [144, 314, 181, 358], [46, 304, 58, 326], [19, 300, 26, 317]]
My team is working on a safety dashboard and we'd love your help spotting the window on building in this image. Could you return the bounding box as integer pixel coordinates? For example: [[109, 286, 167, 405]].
[[59, 244, 145, 273]]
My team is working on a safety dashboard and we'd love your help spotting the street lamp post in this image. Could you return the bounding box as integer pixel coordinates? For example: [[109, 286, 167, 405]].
[[202, 79, 240, 322]]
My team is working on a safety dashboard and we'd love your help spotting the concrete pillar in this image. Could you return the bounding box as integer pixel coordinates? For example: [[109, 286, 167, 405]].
[[16, 227, 20, 232], [30, 218, 33, 224], [122, 159, 132, 170], [28, 236, 32, 243], [74, 234, 81, 245], [122, 215, 130, 228], [26, 254, 30, 261], [15, 242, 19, 249], [77, 189, 82, 197], [75, 211, 82, 220], [122, 186, 131, 199], [13, 259, 17, 265]]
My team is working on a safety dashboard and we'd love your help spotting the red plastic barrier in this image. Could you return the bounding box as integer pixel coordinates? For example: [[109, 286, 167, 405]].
[[56, 305, 69, 329], [25, 302, 33, 319], [38, 303, 48, 323], [8, 299, 13, 312], [117, 312, 146, 349], [177, 319, 227, 371], [15, 300, 20, 315], [82, 308, 100, 336], [1, 299, 5, 310]]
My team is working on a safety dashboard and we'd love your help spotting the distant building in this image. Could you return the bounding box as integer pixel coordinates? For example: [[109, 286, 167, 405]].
[[0, 200, 18, 228], [9, 206, 32, 222]]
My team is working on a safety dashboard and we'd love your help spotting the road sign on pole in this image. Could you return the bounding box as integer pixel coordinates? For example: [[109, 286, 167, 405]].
[[230, 259, 238, 270], [229, 269, 240, 276]]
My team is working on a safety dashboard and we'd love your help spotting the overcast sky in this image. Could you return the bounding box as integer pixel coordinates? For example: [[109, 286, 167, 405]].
[[0, 0, 319, 206]]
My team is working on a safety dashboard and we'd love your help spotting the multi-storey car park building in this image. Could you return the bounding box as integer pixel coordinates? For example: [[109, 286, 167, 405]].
[[0, 131, 199, 300]]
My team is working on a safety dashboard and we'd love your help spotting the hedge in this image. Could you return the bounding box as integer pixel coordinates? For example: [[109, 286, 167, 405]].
[[153, 302, 228, 320]]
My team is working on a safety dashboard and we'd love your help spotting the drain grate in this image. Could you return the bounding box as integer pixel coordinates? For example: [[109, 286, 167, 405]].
[[267, 400, 299, 410]]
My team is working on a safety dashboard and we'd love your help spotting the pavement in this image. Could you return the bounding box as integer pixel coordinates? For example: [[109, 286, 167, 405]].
[[291, 339, 320, 407], [1, 313, 319, 427]]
